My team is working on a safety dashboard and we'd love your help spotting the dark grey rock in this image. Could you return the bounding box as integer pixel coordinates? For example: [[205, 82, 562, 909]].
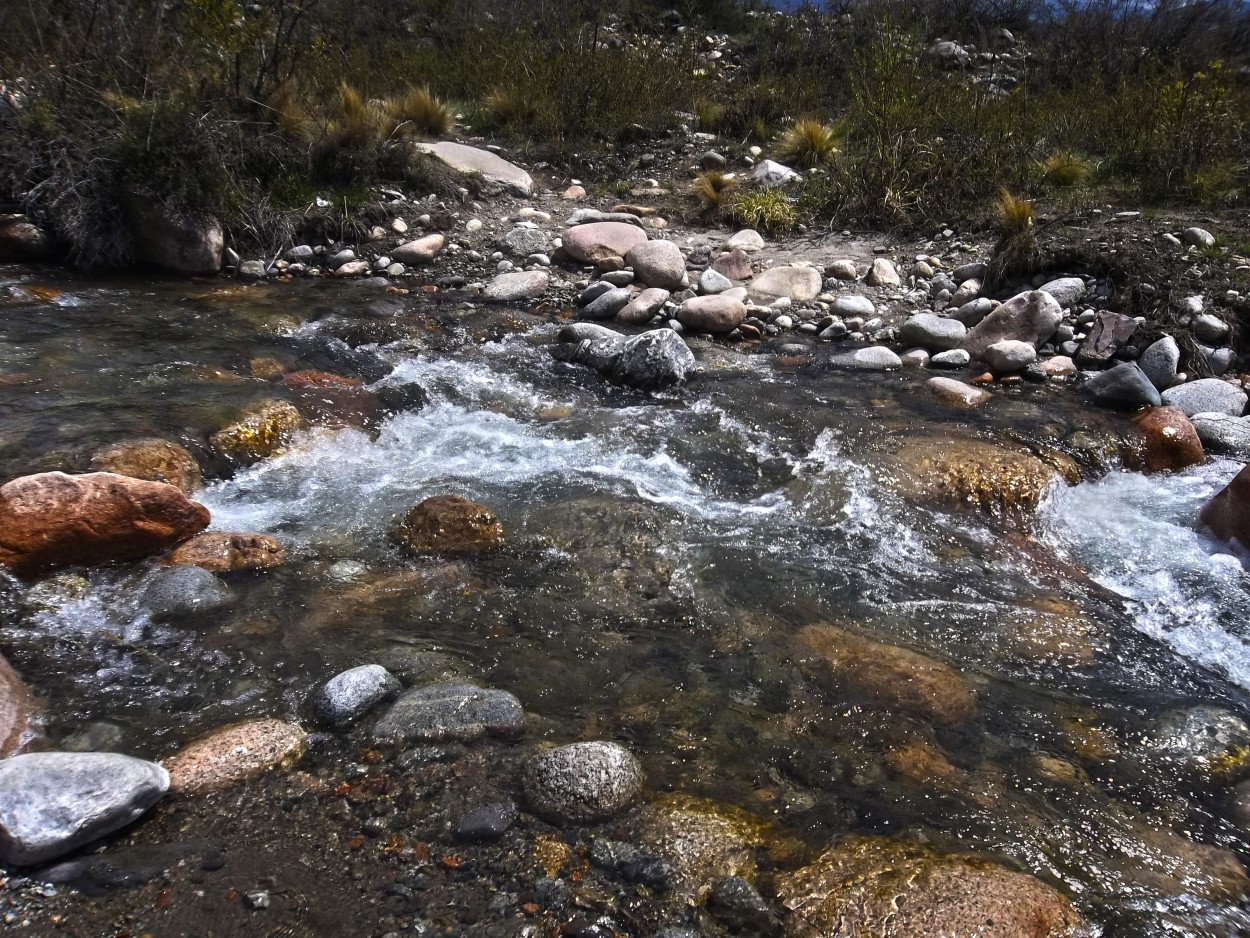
[[313, 665, 401, 728], [589, 838, 673, 891], [0, 752, 169, 866], [1162, 378, 1248, 417], [1194, 312, 1231, 344], [952, 262, 986, 283], [456, 801, 518, 842], [582, 287, 633, 319], [521, 741, 645, 824], [372, 683, 525, 745], [709, 876, 780, 934], [499, 227, 550, 258], [39, 841, 222, 895], [898, 313, 966, 352], [140, 567, 232, 622], [1083, 362, 1162, 409], [1038, 276, 1086, 309]]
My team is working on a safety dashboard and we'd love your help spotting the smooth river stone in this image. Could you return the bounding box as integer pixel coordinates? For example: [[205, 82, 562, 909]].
[[164, 719, 308, 796], [372, 683, 525, 745], [313, 665, 401, 728], [748, 265, 822, 302], [482, 270, 550, 303], [562, 222, 647, 265], [1162, 378, 1248, 418], [0, 752, 169, 866], [521, 741, 645, 824], [677, 295, 747, 333]]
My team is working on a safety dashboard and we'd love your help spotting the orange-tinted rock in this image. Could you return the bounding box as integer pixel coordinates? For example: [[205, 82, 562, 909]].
[[894, 439, 1060, 524], [0, 472, 210, 578], [0, 217, 57, 262], [393, 495, 504, 555], [1129, 406, 1205, 473], [794, 624, 976, 726], [164, 719, 307, 796], [884, 741, 961, 789], [1201, 464, 1250, 548], [0, 653, 36, 757], [778, 837, 1088, 938], [91, 438, 202, 494], [167, 532, 284, 572]]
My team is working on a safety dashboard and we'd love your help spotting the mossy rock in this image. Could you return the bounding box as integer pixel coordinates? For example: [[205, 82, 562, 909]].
[[210, 400, 307, 467]]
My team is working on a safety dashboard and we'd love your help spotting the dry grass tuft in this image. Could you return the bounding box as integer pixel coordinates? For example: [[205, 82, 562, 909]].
[[1040, 152, 1093, 187], [729, 188, 797, 233], [775, 118, 845, 168], [385, 85, 452, 137], [996, 188, 1033, 235], [483, 86, 539, 128]]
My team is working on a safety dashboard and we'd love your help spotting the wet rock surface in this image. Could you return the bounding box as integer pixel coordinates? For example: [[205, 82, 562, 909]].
[[392, 495, 504, 555], [372, 683, 525, 745], [520, 741, 644, 824], [165, 531, 284, 572], [312, 665, 401, 728], [163, 719, 308, 796], [0, 472, 210, 578]]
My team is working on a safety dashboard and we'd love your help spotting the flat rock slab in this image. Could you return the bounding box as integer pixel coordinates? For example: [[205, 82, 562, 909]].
[[0, 472, 210, 578], [482, 270, 550, 303], [414, 142, 533, 197], [372, 683, 525, 745], [0, 752, 169, 866], [164, 719, 307, 796]]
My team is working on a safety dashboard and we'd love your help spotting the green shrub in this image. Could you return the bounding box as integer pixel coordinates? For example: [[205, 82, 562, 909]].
[[729, 188, 797, 234]]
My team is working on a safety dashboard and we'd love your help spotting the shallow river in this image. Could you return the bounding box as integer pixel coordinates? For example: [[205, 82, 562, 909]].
[[2, 269, 1250, 936]]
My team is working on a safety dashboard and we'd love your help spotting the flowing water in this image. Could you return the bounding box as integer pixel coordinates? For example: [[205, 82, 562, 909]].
[[3, 269, 1250, 935]]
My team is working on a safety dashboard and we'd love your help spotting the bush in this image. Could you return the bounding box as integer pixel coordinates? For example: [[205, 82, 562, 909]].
[[483, 86, 540, 129], [1040, 152, 1094, 187]]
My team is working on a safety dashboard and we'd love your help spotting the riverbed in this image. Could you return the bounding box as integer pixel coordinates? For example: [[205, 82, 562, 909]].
[[2, 268, 1249, 936]]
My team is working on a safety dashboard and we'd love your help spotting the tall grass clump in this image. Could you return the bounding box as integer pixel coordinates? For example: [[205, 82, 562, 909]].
[[385, 85, 452, 137], [1041, 152, 1093, 187], [693, 169, 738, 210], [775, 118, 846, 168], [986, 189, 1041, 288], [483, 86, 540, 129]]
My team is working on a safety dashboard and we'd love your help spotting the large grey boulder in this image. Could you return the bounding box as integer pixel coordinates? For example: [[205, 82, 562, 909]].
[[898, 314, 966, 352], [0, 752, 169, 866], [125, 195, 223, 275], [372, 683, 525, 745], [1140, 336, 1181, 391], [1162, 378, 1248, 417], [521, 741, 645, 824], [313, 665, 401, 728], [1191, 413, 1250, 459], [499, 227, 550, 258], [626, 240, 686, 291], [414, 142, 533, 196], [962, 291, 1062, 359], [1083, 362, 1162, 409]]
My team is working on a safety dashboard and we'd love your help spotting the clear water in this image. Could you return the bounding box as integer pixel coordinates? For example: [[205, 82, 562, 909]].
[[3, 268, 1250, 935]]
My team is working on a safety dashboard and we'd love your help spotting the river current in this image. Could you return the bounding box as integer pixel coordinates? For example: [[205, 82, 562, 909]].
[[2, 270, 1250, 935]]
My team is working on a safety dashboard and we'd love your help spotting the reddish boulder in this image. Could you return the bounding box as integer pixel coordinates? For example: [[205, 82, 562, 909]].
[[167, 532, 285, 573], [393, 495, 504, 555], [1129, 406, 1205, 473], [0, 217, 57, 262], [562, 222, 647, 265], [0, 472, 210, 578], [1201, 465, 1250, 548], [281, 370, 380, 429], [0, 653, 36, 756]]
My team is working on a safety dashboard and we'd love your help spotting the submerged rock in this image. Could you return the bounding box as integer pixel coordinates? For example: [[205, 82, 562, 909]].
[[164, 719, 308, 796], [0, 752, 169, 865], [777, 837, 1089, 938], [0, 472, 210, 578], [372, 682, 525, 745], [1144, 706, 1250, 784], [0, 653, 36, 757], [392, 495, 504, 555], [521, 741, 645, 824], [140, 566, 233, 621], [1200, 464, 1250, 548], [91, 439, 202, 494], [166, 532, 285, 572], [794, 624, 976, 726], [312, 665, 401, 728], [631, 794, 780, 903], [210, 399, 308, 466], [925, 377, 990, 408], [893, 439, 1060, 523]]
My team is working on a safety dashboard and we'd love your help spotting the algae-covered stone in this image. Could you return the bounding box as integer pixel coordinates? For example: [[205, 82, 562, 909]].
[[778, 837, 1089, 938], [91, 439, 202, 494], [893, 439, 1061, 523], [210, 399, 307, 466]]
